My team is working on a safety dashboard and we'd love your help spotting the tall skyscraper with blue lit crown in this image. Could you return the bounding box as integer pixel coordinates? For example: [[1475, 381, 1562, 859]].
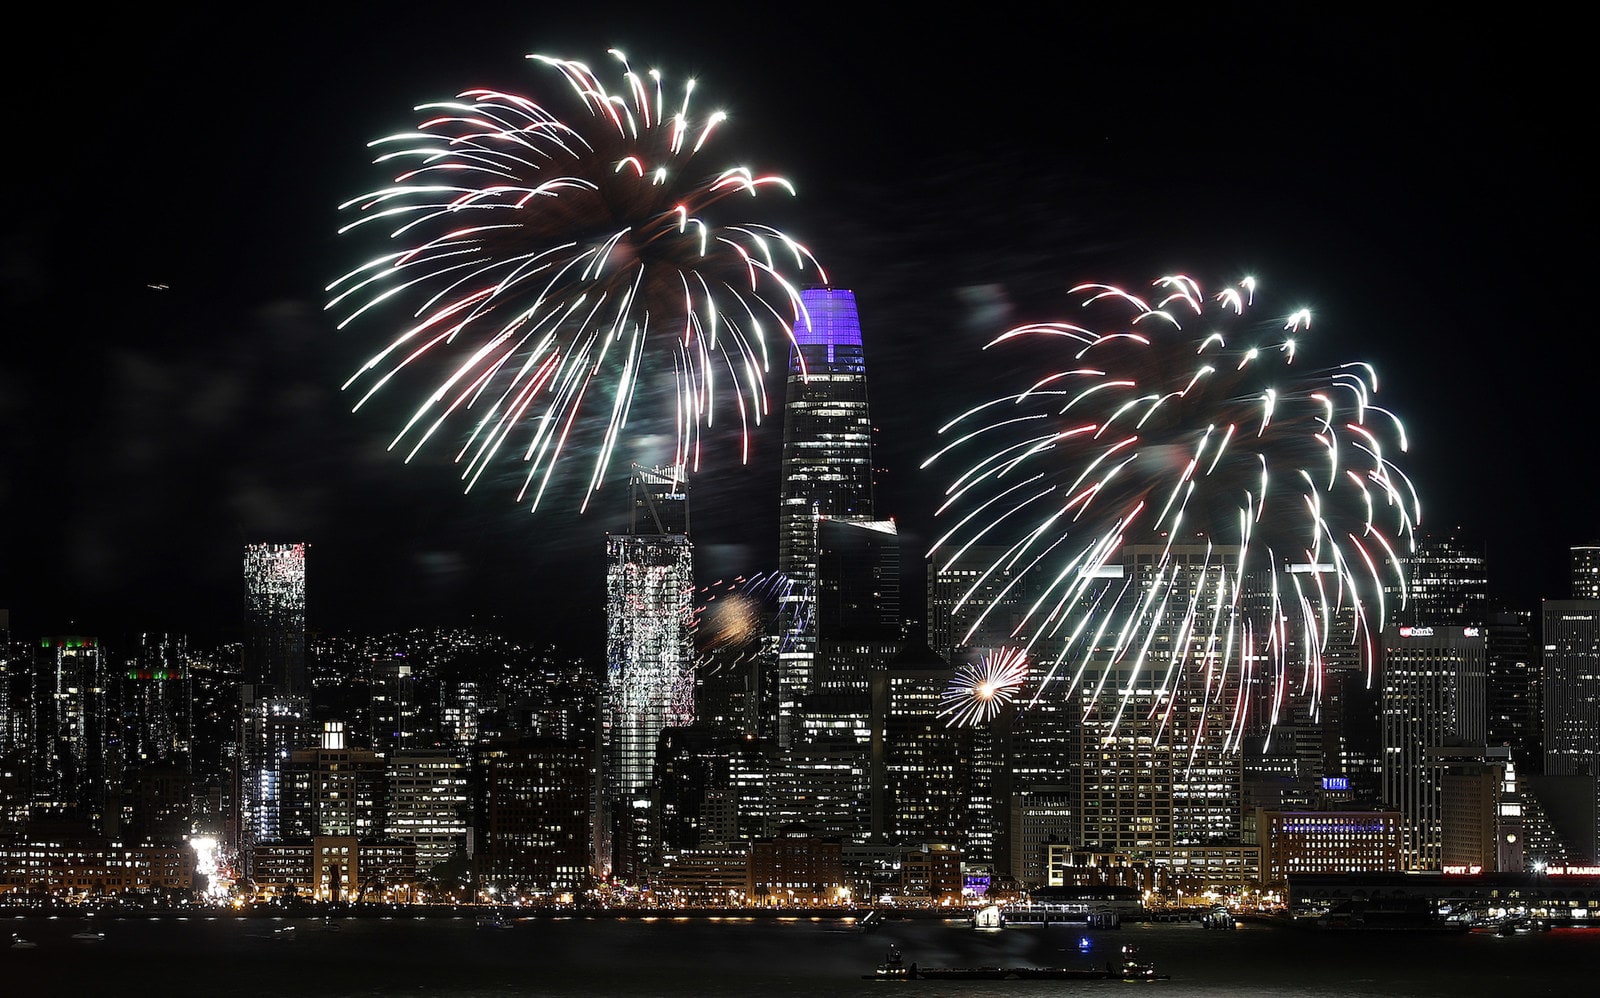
[[775, 287, 876, 747]]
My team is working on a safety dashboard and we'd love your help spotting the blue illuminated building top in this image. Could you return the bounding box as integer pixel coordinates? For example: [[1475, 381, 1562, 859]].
[[792, 287, 864, 371]]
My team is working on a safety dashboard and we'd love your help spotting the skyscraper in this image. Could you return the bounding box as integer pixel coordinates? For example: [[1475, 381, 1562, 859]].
[[1388, 532, 1488, 628], [870, 640, 965, 845], [1485, 610, 1541, 770], [243, 543, 308, 697], [238, 688, 316, 856], [813, 517, 900, 694], [1074, 545, 1244, 854], [600, 465, 695, 878], [238, 543, 313, 865], [1572, 545, 1600, 600], [30, 636, 108, 827], [0, 609, 15, 756], [1542, 600, 1600, 779], [775, 287, 875, 746], [1380, 624, 1487, 870]]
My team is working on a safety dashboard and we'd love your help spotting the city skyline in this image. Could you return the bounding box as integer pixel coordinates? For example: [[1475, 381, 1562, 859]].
[[2, 8, 1585, 644]]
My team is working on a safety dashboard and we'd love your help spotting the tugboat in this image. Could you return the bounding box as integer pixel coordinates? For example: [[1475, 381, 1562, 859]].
[[1109, 945, 1169, 981], [866, 945, 915, 980]]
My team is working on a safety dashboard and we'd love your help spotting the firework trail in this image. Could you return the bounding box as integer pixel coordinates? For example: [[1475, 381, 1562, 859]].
[[329, 50, 824, 510], [925, 275, 1419, 752], [940, 647, 1030, 727]]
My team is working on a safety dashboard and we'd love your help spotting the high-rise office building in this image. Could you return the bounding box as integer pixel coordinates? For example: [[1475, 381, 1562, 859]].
[[776, 287, 875, 746], [475, 738, 592, 894], [0, 609, 17, 756], [1379, 624, 1487, 870], [652, 726, 776, 850], [109, 633, 196, 843], [1486, 610, 1541, 771], [239, 543, 312, 867], [237, 687, 316, 856], [1074, 545, 1244, 854], [600, 466, 695, 878], [282, 722, 387, 840], [112, 633, 195, 773], [386, 750, 469, 871], [243, 543, 308, 697], [1542, 600, 1600, 779], [926, 544, 1042, 666], [928, 545, 1081, 875], [1572, 545, 1600, 600], [369, 658, 419, 759], [814, 517, 900, 694], [30, 636, 108, 826], [1388, 532, 1488, 627], [869, 640, 965, 846]]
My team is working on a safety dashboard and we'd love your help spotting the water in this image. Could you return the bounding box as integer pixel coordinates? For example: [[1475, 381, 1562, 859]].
[[4, 914, 1594, 997]]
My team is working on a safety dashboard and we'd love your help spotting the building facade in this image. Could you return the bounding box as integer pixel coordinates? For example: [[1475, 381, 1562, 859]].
[[1572, 545, 1600, 600], [1379, 625, 1487, 870], [1388, 532, 1488, 628], [387, 750, 468, 872], [475, 738, 591, 895], [243, 543, 308, 696], [600, 466, 695, 879], [776, 287, 875, 747], [1256, 810, 1403, 883], [1542, 601, 1600, 780], [30, 637, 108, 827]]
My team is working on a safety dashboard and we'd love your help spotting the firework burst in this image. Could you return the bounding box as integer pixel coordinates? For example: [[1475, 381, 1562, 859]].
[[329, 50, 824, 510], [925, 275, 1419, 750], [692, 571, 805, 670], [940, 647, 1030, 727]]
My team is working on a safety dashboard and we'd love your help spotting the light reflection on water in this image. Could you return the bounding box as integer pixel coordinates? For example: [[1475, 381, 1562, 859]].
[[4, 915, 1591, 997]]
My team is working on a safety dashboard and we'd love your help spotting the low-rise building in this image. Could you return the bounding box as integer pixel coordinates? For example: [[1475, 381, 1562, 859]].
[[1256, 809, 1402, 884]]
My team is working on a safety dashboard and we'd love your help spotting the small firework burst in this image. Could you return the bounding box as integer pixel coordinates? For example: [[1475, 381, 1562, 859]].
[[940, 647, 1030, 727]]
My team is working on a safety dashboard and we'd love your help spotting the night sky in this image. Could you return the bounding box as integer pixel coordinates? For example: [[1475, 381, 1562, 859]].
[[1, 7, 1584, 648]]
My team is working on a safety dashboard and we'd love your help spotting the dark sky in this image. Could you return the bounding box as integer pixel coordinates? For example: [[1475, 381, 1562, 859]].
[[1, 7, 1585, 648]]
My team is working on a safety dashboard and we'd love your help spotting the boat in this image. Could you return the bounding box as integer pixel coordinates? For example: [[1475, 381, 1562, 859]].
[[1010, 967, 1109, 980], [915, 967, 1010, 980], [866, 946, 914, 980], [1108, 944, 1170, 982], [71, 931, 106, 942], [10, 934, 38, 950], [476, 914, 514, 930]]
